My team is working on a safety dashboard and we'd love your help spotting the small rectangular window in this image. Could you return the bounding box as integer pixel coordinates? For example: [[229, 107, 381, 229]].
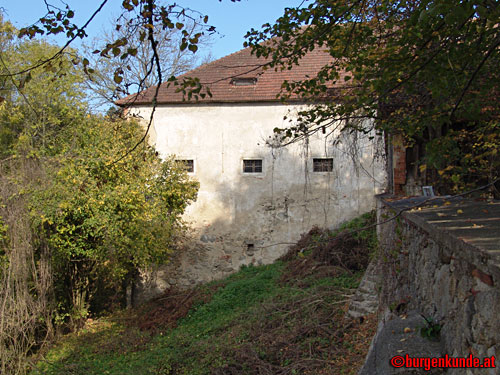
[[176, 159, 194, 173], [243, 159, 263, 173], [313, 158, 333, 172], [231, 77, 257, 86]]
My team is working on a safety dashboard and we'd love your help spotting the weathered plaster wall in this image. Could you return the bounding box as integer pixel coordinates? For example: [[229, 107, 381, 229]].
[[130, 103, 386, 302], [376, 197, 499, 374]]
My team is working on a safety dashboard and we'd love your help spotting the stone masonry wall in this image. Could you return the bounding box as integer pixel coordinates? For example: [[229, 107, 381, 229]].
[[376, 196, 499, 375]]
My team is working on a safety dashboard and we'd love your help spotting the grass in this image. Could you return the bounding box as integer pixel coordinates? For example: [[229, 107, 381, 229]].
[[32, 213, 378, 375]]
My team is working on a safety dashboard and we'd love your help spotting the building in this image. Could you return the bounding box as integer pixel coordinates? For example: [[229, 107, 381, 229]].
[[117, 46, 387, 302]]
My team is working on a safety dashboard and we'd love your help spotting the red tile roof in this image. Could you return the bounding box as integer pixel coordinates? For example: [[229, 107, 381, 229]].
[[116, 45, 340, 106]]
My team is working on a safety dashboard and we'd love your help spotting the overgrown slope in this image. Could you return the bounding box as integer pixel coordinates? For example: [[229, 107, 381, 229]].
[[33, 212, 378, 375]]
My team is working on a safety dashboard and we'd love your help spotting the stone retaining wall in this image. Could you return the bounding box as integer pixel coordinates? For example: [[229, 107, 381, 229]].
[[376, 196, 499, 374]]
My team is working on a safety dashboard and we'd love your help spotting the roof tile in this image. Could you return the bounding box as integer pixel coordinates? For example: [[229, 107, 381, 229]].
[[116, 45, 340, 105]]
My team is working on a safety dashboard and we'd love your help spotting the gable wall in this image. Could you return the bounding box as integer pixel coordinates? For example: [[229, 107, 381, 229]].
[[129, 103, 387, 302]]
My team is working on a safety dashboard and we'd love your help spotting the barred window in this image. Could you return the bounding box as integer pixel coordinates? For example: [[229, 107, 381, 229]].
[[243, 159, 263, 173], [313, 158, 333, 172], [176, 159, 194, 173]]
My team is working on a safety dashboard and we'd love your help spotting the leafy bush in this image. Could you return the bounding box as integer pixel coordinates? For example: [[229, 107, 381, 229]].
[[29, 115, 199, 324], [0, 19, 199, 372]]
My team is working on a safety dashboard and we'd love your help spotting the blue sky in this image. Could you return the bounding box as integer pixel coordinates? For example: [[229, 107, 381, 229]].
[[3, 0, 306, 59]]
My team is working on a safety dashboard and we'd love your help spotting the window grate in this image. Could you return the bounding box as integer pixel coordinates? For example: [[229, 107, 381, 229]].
[[243, 159, 263, 173], [176, 160, 194, 173], [313, 158, 333, 172]]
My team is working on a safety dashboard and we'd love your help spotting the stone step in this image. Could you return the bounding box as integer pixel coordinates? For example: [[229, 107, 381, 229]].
[[347, 259, 382, 319], [358, 286, 378, 296], [349, 302, 378, 314], [349, 305, 376, 316], [360, 279, 376, 289], [348, 300, 379, 316], [351, 295, 378, 305]]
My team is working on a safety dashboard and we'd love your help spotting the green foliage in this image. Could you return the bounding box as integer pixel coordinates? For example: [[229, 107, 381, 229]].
[[0, 22, 86, 158], [338, 211, 376, 237], [33, 263, 284, 375], [180, 263, 283, 335], [334, 211, 378, 253], [426, 121, 500, 192], [0, 15, 16, 96], [29, 116, 198, 321], [0, 13, 202, 373], [0, 214, 7, 243], [245, 0, 500, 192], [34, 262, 361, 375], [0, 16, 199, 328], [419, 315, 441, 341]]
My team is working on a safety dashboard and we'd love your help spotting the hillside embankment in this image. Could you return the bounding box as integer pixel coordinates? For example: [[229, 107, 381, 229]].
[[34, 213, 378, 375]]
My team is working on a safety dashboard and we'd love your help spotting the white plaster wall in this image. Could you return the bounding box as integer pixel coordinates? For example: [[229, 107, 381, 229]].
[[130, 103, 387, 301]]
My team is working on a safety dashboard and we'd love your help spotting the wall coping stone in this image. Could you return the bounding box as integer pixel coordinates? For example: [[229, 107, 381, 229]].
[[376, 194, 500, 286]]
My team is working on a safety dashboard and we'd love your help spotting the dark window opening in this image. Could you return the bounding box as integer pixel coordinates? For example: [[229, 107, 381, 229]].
[[243, 159, 263, 173], [247, 244, 254, 251], [177, 159, 194, 173], [231, 77, 257, 86], [422, 186, 434, 197], [313, 158, 333, 172]]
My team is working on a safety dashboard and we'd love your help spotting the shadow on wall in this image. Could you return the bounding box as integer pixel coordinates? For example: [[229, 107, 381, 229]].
[[133, 130, 387, 304]]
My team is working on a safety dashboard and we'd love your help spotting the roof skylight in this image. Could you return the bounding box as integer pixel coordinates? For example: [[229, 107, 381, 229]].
[[230, 77, 257, 86]]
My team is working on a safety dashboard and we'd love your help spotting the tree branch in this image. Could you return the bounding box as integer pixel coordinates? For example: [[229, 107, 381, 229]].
[[110, 0, 163, 165], [0, 0, 109, 78]]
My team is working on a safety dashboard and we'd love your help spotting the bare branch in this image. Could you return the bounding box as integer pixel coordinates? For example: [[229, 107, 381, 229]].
[[0, 0, 109, 78]]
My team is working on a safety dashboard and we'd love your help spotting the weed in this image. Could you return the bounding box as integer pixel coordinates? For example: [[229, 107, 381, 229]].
[[419, 315, 442, 341]]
